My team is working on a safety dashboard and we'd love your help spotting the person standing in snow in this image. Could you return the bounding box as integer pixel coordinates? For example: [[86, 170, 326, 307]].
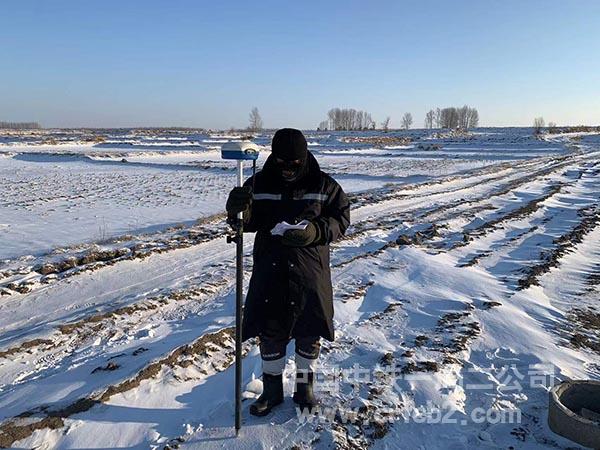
[[226, 128, 350, 416]]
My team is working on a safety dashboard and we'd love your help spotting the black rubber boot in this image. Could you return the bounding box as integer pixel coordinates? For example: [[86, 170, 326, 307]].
[[249, 373, 284, 417], [292, 371, 319, 411]]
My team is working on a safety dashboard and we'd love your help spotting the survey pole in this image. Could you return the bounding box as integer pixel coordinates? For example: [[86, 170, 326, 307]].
[[221, 141, 260, 436]]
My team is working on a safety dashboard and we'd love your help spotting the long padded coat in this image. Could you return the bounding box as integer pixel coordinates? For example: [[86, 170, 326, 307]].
[[241, 151, 350, 342]]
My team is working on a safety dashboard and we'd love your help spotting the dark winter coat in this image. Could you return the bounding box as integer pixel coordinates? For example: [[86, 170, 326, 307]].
[[241, 151, 350, 342]]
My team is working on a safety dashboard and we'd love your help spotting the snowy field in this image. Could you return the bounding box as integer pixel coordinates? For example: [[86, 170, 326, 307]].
[[0, 128, 599, 449]]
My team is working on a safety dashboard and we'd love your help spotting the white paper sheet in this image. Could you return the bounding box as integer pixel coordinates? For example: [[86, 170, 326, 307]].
[[270, 219, 310, 236]]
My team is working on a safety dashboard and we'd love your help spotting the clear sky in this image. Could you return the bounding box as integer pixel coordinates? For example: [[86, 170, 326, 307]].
[[1, 0, 599, 129]]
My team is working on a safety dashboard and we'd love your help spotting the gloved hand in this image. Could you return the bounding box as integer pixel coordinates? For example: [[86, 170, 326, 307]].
[[226, 186, 252, 223], [281, 221, 319, 247]]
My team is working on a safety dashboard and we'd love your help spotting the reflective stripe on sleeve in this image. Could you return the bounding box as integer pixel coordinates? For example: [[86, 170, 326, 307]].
[[253, 192, 327, 201], [253, 193, 282, 200], [295, 193, 328, 201]]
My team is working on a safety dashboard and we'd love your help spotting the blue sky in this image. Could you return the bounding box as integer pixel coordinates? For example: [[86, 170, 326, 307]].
[[1, 0, 599, 129]]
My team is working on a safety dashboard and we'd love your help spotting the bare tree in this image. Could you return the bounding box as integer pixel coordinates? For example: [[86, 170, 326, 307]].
[[461, 106, 479, 128], [432, 105, 479, 129], [424, 110, 435, 129], [467, 107, 479, 128], [457, 105, 469, 129], [548, 121, 557, 130], [401, 112, 413, 130], [440, 108, 459, 129], [533, 117, 545, 135], [381, 116, 391, 132], [434, 108, 441, 128], [248, 107, 263, 131], [317, 120, 329, 131], [323, 107, 375, 130]]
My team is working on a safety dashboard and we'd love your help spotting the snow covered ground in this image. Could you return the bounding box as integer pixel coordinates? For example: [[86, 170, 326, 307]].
[[0, 128, 599, 449]]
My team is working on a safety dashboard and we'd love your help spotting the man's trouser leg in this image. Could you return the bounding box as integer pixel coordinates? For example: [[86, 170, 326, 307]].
[[259, 331, 289, 375], [295, 336, 321, 374], [293, 336, 320, 409], [249, 328, 288, 416]]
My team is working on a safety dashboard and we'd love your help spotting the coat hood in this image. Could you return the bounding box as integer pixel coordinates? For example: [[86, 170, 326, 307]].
[[262, 150, 321, 189]]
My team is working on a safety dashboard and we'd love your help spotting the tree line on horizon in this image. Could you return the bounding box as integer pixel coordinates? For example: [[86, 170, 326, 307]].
[[0, 121, 41, 130], [424, 106, 479, 130], [245, 106, 588, 133], [313, 106, 480, 131], [317, 108, 376, 131]]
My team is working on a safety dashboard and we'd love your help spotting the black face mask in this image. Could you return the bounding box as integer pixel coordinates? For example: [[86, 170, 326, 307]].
[[274, 157, 305, 182]]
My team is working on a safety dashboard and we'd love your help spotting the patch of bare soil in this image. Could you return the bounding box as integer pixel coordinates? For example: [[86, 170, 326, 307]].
[[518, 205, 600, 290], [0, 328, 251, 448], [0, 338, 55, 359], [454, 183, 564, 250], [566, 308, 600, 354], [339, 136, 412, 147], [320, 295, 481, 448], [586, 263, 600, 288], [458, 225, 539, 267], [430, 130, 474, 140], [0, 214, 226, 296], [0, 265, 233, 362], [334, 224, 441, 269], [339, 281, 375, 303], [545, 125, 600, 135]]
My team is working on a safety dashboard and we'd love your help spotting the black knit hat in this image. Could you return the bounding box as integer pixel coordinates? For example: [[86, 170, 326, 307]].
[[271, 128, 307, 161]]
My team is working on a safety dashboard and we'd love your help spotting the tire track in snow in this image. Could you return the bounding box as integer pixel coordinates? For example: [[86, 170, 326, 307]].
[[0, 151, 586, 402], [0, 198, 491, 446], [0, 150, 549, 297], [2, 149, 596, 446], [454, 162, 600, 289], [0, 157, 532, 352], [332, 152, 595, 272], [0, 328, 257, 449]]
